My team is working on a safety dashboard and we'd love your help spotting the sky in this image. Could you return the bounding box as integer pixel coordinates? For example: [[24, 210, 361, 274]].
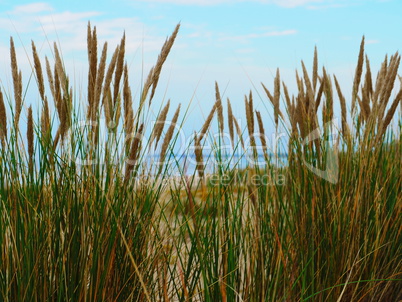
[[0, 0, 401, 136]]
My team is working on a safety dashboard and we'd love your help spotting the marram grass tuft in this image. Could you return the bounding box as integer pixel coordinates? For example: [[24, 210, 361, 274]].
[[0, 24, 401, 301]]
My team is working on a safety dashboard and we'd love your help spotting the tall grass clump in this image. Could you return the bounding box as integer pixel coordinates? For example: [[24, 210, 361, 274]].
[[0, 23, 401, 301]]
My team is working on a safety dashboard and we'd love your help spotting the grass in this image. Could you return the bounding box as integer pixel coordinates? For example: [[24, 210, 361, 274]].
[[0, 23, 401, 301]]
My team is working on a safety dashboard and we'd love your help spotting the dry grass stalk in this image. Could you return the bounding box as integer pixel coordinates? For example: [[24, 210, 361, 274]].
[[41, 97, 51, 142], [199, 103, 216, 141], [113, 32, 125, 111], [32, 41, 45, 101], [140, 24, 180, 108], [295, 95, 306, 138], [53, 64, 63, 122], [372, 57, 390, 123], [10, 37, 22, 131], [356, 95, 369, 123], [290, 96, 298, 135], [256, 110, 268, 159], [245, 92, 256, 148], [87, 21, 92, 56], [378, 53, 400, 120], [91, 25, 98, 78], [87, 23, 98, 120], [60, 93, 72, 143], [88, 41, 106, 147], [27, 105, 34, 171], [301, 60, 315, 115], [124, 123, 144, 181], [232, 116, 245, 149], [102, 45, 119, 127], [53, 42, 67, 94], [109, 36, 125, 129], [51, 53, 71, 146], [215, 82, 224, 133], [295, 70, 305, 99], [352, 36, 365, 115], [91, 42, 107, 121], [334, 75, 350, 138], [298, 62, 320, 154], [140, 66, 154, 110], [112, 94, 121, 130], [322, 69, 333, 125], [361, 92, 371, 123], [123, 63, 134, 140], [261, 81, 277, 124], [45, 57, 55, 101], [194, 134, 204, 178], [294, 69, 309, 136], [282, 82, 298, 134], [0, 88, 7, 145], [54, 64, 72, 148], [50, 67, 61, 149], [373, 55, 387, 107], [314, 74, 324, 112], [53, 64, 69, 142], [248, 91, 255, 131], [274, 68, 280, 106], [301, 59, 320, 137], [364, 55, 373, 96], [273, 68, 284, 126], [104, 89, 113, 129], [378, 87, 402, 140], [361, 56, 373, 123], [261, 69, 284, 128], [151, 100, 170, 149], [282, 82, 293, 116], [227, 98, 234, 148], [262, 83, 274, 104], [313, 46, 318, 91], [159, 104, 181, 165], [149, 23, 180, 104], [377, 54, 399, 107], [262, 76, 284, 127]]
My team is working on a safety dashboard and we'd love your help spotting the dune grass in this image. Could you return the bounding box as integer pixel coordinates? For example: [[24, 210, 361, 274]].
[[0, 23, 401, 301]]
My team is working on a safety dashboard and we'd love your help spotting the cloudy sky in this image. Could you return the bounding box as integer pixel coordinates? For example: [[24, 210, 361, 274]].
[[0, 0, 400, 133]]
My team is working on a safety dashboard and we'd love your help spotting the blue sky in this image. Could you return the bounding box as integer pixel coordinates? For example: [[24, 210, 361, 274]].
[[0, 0, 401, 134]]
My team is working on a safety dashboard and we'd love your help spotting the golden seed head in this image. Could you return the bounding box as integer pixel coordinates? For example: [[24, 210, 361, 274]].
[[149, 23, 180, 104], [215, 82, 224, 133], [151, 99, 170, 149], [0, 88, 7, 143], [159, 104, 181, 165], [227, 98, 234, 148], [199, 103, 216, 141], [32, 41, 45, 101], [27, 105, 34, 159]]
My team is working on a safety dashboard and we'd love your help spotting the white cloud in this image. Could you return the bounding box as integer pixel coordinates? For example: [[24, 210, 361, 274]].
[[138, 0, 234, 4], [122, 0, 373, 9], [0, 3, 181, 118], [235, 48, 256, 54], [219, 29, 297, 43], [0, 2, 174, 92], [0, 3, 167, 54], [266, 0, 323, 7], [261, 29, 297, 36], [135, 0, 324, 7], [12, 2, 53, 14], [38, 11, 102, 34], [0, 3, 98, 37], [307, 3, 345, 9]]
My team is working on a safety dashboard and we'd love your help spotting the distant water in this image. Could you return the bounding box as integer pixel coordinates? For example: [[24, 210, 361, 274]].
[[141, 152, 289, 176]]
